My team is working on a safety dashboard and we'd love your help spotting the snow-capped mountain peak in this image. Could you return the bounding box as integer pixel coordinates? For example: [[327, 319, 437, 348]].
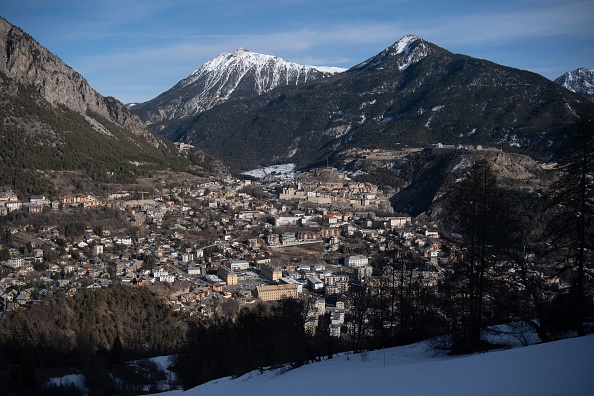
[[353, 34, 434, 72], [555, 67, 594, 96], [134, 49, 345, 123], [181, 48, 344, 89], [393, 34, 421, 55]]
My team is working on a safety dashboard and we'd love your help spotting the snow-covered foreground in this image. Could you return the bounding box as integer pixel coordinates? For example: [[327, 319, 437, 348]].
[[162, 334, 594, 396]]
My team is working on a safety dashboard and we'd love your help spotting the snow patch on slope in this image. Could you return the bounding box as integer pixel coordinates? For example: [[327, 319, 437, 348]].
[[393, 34, 419, 56], [242, 164, 299, 180], [452, 156, 471, 173], [354, 34, 432, 71]]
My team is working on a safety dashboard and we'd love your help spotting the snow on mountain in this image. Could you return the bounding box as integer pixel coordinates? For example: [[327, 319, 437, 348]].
[[241, 163, 300, 180], [162, 334, 594, 396], [181, 48, 344, 90], [352, 34, 435, 72], [133, 49, 345, 123], [312, 65, 348, 74], [555, 67, 594, 96]]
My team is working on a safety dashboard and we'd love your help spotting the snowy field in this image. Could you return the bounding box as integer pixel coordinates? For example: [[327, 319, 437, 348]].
[[241, 163, 300, 180], [162, 334, 594, 396]]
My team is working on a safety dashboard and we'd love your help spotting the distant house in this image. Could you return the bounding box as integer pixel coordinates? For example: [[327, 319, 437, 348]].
[[93, 245, 104, 256], [329, 310, 345, 337], [82, 200, 103, 209], [28, 205, 43, 214], [118, 237, 133, 246], [324, 274, 349, 295], [267, 234, 281, 246], [108, 192, 130, 200], [319, 227, 341, 238], [54, 279, 70, 288], [188, 265, 202, 276], [153, 268, 175, 283], [130, 211, 146, 226], [307, 276, 324, 291], [60, 194, 81, 205], [260, 264, 283, 282], [217, 266, 238, 285], [425, 230, 439, 238], [375, 216, 411, 229], [279, 277, 304, 293], [30, 195, 48, 205], [3, 257, 24, 269], [354, 265, 373, 281], [345, 255, 368, 268], [0, 191, 18, 202], [15, 294, 29, 305], [5, 202, 22, 212], [156, 272, 175, 283], [281, 232, 297, 244], [322, 213, 349, 225], [275, 216, 302, 227]]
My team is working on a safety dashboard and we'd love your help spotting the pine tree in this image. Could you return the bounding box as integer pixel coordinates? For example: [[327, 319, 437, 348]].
[[445, 158, 504, 352], [546, 105, 594, 336]]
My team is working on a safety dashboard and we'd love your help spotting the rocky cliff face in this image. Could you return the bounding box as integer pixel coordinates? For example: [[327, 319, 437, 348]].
[[0, 17, 159, 146], [387, 149, 549, 217], [0, 17, 230, 194]]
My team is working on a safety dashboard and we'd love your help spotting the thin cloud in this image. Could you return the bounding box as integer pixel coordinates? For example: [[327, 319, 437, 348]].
[[51, 0, 593, 102], [418, 2, 594, 46]]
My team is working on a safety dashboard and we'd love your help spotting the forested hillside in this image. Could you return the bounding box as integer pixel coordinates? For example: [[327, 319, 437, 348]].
[[0, 73, 189, 194], [0, 18, 228, 195], [0, 285, 185, 394]]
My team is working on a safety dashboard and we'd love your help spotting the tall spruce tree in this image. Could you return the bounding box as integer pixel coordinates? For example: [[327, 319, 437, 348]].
[[546, 105, 594, 336], [445, 158, 504, 352]]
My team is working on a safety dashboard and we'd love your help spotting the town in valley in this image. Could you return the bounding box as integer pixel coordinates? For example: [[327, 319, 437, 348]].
[[0, 158, 450, 337]]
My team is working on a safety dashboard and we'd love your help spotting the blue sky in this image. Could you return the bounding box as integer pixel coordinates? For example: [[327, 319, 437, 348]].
[[2, 0, 593, 104]]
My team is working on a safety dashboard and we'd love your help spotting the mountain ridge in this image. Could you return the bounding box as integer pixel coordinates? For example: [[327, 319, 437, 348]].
[[0, 17, 227, 194], [0, 17, 161, 146], [132, 48, 345, 124], [351, 34, 438, 72], [148, 35, 588, 171]]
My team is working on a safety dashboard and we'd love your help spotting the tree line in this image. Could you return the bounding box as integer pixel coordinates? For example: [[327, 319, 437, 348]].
[[0, 285, 186, 395], [172, 297, 338, 390]]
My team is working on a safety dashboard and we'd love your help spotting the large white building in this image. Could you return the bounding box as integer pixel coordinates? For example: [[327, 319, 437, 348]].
[[3, 257, 24, 268], [345, 255, 369, 268], [230, 260, 250, 271], [256, 284, 299, 301], [153, 268, 174, 282]]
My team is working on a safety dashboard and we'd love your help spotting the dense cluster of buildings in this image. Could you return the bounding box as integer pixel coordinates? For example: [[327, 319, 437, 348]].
[[0, 168, 452, 337]]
